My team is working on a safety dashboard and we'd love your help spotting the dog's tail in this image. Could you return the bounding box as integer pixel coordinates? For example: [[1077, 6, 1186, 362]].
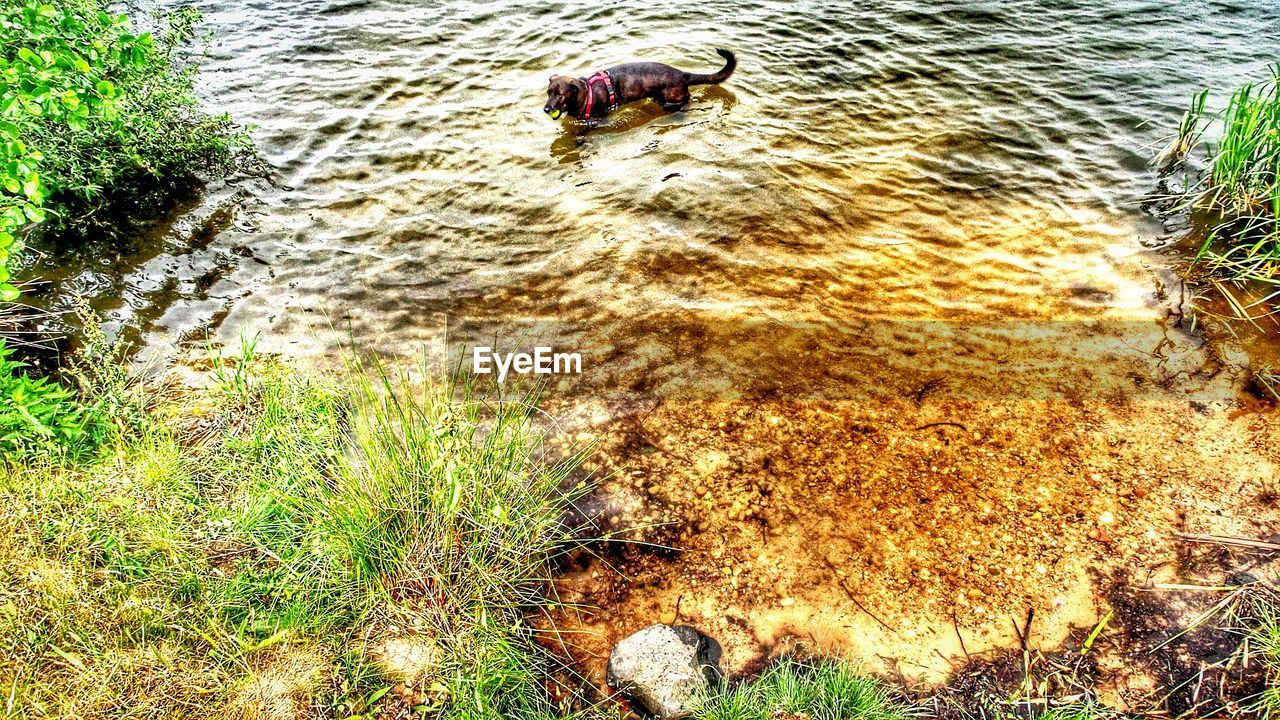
[[684, 48, 736, 85]]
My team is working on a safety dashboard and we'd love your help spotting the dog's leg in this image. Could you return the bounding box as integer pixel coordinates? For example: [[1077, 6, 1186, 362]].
[[660, 85, 691, 112]]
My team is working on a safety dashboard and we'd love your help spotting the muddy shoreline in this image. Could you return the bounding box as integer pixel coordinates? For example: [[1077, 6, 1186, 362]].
[[526, 298, 1279, 713]]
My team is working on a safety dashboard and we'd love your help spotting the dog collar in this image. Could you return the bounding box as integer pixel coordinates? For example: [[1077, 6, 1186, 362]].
[[579, 70, 618, 119]]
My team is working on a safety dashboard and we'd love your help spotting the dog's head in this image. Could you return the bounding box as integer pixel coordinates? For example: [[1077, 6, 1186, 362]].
[[544, 75, 579, 120]]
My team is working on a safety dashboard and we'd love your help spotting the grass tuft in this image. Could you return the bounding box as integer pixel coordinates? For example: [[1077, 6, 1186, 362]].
[[1234, 586, 1280, 718], [693, 658, 912, 720], [1167, 66, 1280, 301], [0, 343, 595, 719]]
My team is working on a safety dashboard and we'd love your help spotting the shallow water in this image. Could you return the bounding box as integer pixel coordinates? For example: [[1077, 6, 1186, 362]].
[[29, 0, 1278, 387]]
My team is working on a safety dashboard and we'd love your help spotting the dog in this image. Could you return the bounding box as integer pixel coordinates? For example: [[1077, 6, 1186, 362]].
[[544, 48, 735, 121]]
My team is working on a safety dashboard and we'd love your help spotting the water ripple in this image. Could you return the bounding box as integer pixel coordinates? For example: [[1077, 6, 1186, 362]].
[[28, 0, 1278, 370]]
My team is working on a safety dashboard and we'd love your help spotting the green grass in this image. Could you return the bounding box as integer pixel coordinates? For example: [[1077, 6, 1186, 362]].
[[0, 343, 596, 719], [1233, 586, 1280, 718], [693, 658, 911, 720], [1167, 66, 1280, 302]]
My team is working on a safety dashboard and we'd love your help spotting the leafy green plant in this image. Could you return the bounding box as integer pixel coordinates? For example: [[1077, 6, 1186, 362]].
[[0, 0, 242, 301], [0, 338, 96, 457]]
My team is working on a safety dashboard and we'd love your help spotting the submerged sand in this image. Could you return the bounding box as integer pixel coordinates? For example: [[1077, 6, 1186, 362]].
[[534, 304, 1279, 710]]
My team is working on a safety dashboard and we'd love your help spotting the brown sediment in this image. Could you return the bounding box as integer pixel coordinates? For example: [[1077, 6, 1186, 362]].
[[931, 550, 1280, 718], [531, 312, 1280, 710]]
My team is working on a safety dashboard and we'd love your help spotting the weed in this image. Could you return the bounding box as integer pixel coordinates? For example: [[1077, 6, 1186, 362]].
[[208, 331, 262, 408], [693, 657, 912, 720], [1164, 66, 1280, 313], [0, 337, 99, 458]]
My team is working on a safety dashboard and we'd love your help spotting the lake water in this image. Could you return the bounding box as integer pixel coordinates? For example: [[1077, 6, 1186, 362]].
[[30, 0, 1277, 393]]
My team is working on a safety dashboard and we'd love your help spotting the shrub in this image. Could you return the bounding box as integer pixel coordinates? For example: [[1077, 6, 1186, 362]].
[[0, 0, 242, 299], [0, 338, 97, 458]]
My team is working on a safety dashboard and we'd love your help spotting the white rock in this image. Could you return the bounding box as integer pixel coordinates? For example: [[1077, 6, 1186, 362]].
[[606, 624, 720, 719]]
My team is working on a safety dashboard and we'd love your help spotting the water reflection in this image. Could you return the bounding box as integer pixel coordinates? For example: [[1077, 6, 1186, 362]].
[[20, 0, 1275, 387], [547, 85, 737, 163]]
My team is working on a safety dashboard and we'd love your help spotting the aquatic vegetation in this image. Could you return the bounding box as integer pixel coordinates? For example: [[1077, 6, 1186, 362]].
[[0, 345, 595, 718], [1167, 66, 1280, 296]]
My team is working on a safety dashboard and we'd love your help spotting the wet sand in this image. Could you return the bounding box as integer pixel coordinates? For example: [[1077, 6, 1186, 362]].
[[533, 305, 1279, 702]]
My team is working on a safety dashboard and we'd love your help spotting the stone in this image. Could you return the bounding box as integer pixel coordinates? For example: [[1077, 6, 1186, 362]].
[[606, 624, 721, 719]]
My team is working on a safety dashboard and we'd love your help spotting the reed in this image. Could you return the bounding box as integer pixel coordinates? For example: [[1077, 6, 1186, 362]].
[[1168, 66, 1280, 296]]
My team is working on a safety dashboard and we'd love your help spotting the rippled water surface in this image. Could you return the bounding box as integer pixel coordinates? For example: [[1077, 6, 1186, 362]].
[[34, 0, 1277, 390]]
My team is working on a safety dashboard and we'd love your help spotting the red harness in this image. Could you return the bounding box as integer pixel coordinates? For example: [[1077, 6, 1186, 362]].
[[579, 70, 618, 119]]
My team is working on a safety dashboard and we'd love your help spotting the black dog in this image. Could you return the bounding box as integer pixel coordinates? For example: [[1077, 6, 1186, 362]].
[[544, 48, 735, 121]]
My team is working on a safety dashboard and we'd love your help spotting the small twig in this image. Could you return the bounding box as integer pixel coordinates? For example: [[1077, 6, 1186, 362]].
[[933, 648, 958, 670], [1021, 607, 1035, 650], [914, 377, 946, 406], [850, 592, 897, 636], [1174, 532, 1280, 552], [953, 612, 970, 660], [1011, 607, 1035, 709], [913, 421, 968, 433], [823, 556, 898, 635]]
